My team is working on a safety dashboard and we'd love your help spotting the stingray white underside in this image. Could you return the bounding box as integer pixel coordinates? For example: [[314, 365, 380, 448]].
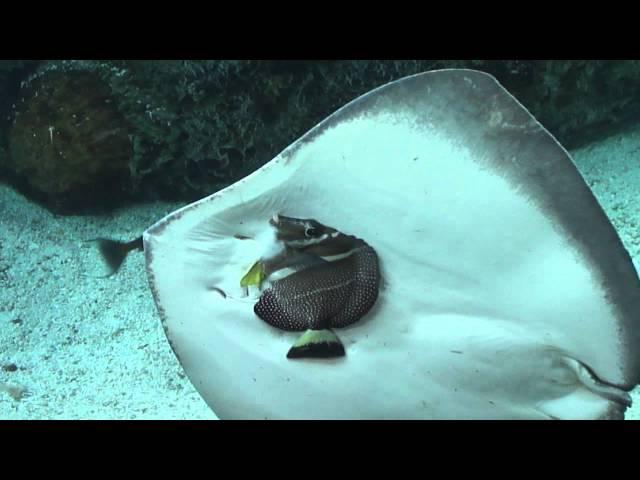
[[144, 74, 631, 419]]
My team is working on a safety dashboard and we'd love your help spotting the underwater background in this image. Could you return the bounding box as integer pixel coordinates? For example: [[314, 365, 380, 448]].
[[0, 60, 639, 419]]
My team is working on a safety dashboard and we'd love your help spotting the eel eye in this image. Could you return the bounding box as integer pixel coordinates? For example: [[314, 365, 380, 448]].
[[305, 227, 319, 237]]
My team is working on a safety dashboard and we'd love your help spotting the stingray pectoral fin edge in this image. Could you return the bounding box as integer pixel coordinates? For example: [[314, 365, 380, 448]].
[[287, 329, 346, 359]]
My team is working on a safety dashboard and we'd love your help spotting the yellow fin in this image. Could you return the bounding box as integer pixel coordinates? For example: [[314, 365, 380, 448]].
[[240, 260, 265, 287]]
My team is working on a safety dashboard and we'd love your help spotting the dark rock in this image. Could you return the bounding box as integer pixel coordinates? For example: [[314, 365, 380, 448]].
[[5, 62, 134, 213]]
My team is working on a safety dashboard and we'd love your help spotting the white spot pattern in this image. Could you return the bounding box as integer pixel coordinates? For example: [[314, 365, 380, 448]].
[[254, 244, 379, 331]]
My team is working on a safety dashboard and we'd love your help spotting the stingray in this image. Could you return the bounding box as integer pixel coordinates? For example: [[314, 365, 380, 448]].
[[135, 69, 640, 419]]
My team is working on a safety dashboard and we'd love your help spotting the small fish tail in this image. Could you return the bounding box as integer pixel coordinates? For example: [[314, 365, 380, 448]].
[[287, 329, 345, 359]]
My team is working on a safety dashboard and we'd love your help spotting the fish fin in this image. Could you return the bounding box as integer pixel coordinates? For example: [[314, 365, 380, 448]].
[[287, 329, 345, 359], [89, 236, 143, 276], [243, 251, 328, 288], [240, 261, 266, 287]]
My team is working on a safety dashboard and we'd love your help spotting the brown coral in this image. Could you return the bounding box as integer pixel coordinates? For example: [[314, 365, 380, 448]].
[[7, 69, 132, 209]]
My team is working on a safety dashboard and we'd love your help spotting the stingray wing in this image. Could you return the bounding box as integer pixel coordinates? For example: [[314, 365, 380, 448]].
[[144, 69, 640, 419]]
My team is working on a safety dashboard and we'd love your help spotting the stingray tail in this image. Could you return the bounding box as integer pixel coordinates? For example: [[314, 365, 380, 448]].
[[287, 329, 346, 359], [89, 236, 144, 276]]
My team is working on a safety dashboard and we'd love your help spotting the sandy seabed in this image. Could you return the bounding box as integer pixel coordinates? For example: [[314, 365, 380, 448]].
[[1, 127, 639, 420]]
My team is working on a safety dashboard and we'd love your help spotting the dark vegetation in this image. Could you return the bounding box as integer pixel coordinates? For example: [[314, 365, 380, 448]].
[[1, 60, 639, 214]]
